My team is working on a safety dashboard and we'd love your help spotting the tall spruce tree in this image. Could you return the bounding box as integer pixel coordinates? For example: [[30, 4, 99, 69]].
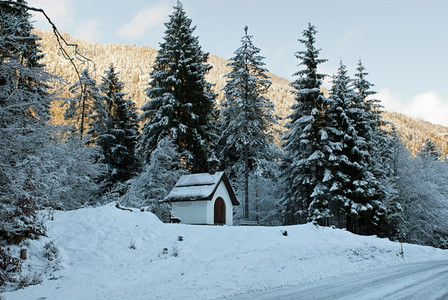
[[326, 61, 385, 234], [95, 65, 139, 187], [137, 1, 216, 172], [219, 26, 278, 220], [353, 60, 390, 235], [281, 23, 331, 225], [325, 61, 357, 228]]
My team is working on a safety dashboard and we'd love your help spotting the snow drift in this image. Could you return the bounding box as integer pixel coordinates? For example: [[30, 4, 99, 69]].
[[4, 203, 447, 299]]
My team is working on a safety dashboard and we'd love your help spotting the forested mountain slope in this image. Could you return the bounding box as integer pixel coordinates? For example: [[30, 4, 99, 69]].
[[36, 30, 448, 156]]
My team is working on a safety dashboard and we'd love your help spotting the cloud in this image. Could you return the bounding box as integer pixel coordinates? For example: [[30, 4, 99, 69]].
[[377, 89, 448, 127], [74, 18, 100, 42], [31, 0, 74, 30], [336, 30, 363, 50], [117, 3, 171, 40]]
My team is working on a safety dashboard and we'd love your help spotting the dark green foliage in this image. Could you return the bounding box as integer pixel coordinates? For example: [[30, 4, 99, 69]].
[[137, 1, 216, 172], [281, 23, 330, 225], [94, 65, 139, 187], [326, 61, 387, 235]]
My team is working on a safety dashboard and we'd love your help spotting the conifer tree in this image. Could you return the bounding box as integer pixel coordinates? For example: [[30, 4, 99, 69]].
[[281, 23, 331, 225], [137, 1, 216, 172], [326, 61, 385, 234], [353, 60, 391, 234], [219, 26, 278, 220], [0, 0, 51, 242], [417, 138, 441, 161], [96, 65, 139, 186], [66, 69, 101, 139]]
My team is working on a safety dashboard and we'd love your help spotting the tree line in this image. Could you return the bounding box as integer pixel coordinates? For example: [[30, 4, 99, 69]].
[[1, 0, 447, 288]]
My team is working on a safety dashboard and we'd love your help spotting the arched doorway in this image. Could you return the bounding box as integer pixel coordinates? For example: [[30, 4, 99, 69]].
[[214, 197, 226, 225]]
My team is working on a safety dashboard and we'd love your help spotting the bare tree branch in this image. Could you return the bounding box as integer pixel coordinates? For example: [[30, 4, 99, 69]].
[[1, 0, 96, 121]]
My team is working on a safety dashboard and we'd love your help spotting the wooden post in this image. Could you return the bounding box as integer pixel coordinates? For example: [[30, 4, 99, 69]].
[[400, 242, 404, 258], [20, 248, 27, 260]]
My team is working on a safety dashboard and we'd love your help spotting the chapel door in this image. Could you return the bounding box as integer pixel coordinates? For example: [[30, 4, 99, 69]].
[[214, 197, 226, 225]]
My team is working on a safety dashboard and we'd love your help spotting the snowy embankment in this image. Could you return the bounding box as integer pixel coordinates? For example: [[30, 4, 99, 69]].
[[4, 203, 447, 300]]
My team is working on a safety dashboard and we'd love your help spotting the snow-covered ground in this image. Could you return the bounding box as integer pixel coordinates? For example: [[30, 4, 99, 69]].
[[4, 203, 447, 299]]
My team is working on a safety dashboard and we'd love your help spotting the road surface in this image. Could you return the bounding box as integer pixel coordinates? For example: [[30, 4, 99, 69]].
[[231, 260, 448, 300]]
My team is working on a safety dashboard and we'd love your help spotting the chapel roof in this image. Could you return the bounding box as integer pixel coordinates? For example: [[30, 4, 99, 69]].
[[165, 171, 239, 205]]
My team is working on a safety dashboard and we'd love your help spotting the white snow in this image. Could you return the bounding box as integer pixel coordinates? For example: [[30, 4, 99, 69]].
[[167, 172, 224, 200], [4, 203, 447, 300], [176, 171, 223, 187]]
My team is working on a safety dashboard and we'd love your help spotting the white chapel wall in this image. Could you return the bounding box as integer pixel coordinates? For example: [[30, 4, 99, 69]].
[[172, 200, 208, 224]]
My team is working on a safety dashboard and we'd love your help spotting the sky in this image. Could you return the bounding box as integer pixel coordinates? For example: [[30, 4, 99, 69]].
[[30, 0, 448, 127]]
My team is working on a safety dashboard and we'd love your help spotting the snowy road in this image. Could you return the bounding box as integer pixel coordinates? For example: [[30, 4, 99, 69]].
[[231, 260, 448, 300]]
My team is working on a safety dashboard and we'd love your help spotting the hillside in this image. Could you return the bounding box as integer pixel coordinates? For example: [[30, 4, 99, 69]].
[[4, 203, 447, 299], [36, 30, 448, 157]]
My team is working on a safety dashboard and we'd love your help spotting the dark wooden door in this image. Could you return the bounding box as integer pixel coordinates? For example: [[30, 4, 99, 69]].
[[214, 197, 226, 225]]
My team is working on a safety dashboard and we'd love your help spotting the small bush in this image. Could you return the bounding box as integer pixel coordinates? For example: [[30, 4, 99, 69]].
[[43, 241, 59, 262], [0, 247, 22, 287], [42, 241, 61, 279]]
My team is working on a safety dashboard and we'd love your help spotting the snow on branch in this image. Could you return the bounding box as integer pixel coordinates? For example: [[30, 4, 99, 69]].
[[0, 0, 95, 101]]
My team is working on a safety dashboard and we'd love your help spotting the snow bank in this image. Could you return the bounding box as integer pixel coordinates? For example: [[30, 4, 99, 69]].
[[4, 203, 447, 299]]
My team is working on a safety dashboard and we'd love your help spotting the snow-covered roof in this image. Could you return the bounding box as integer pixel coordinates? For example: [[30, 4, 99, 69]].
[[165, 171, 239, 205]]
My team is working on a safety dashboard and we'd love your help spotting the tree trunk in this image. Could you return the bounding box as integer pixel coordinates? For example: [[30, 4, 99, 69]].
[[255, 179, 259, 223], [80, 88, 87, 139], [244, 143, 249, 220]]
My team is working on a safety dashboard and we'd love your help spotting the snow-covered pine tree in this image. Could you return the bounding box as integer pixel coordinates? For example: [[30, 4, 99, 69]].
[[281, 23, 331, 225], [352, 60, 391, 235], [137, 1, 216, 172], [96, 65, 139, 187], [325, 61, 356, 228], [0, 0, 51, 243], [326, 61, 385, 234], [65, 69, 101, 140], [417, 138, 441, 161], [219, 26, 279, 220]]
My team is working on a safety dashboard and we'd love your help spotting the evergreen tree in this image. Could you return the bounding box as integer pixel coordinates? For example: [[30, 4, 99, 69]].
[[417, 138, 441, 161], [219, 26, 278, 220], [0, 0, 51, 243], [65, 69, 101, 139], [281, 23, 331, 225], [326, 61, 385, 234], [325, 61, 356, 228], [137, 1, 216, 172], [353, 60, 391, 235], [95, 65, 139, 187]]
